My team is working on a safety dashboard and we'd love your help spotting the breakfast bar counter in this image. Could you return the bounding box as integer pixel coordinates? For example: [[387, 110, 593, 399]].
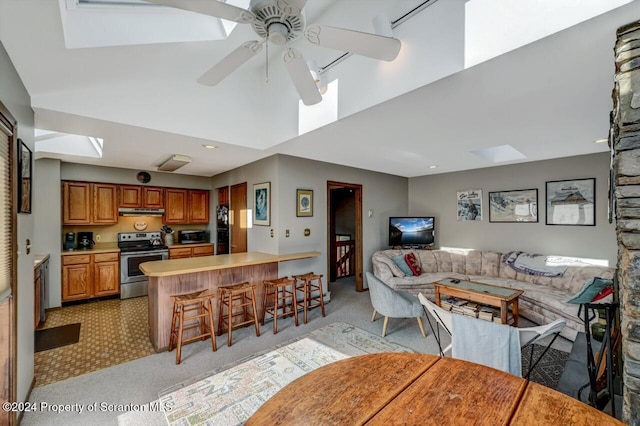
[[140, 251, 320, 351]]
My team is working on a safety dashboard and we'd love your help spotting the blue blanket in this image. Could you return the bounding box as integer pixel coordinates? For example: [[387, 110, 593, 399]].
[[503, 251, 569, 277], [451, 314, 521, 376]]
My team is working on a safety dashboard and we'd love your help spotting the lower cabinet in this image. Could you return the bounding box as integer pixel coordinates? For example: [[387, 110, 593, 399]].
[[62, 252, 120, 302], [169, 244, 214, 259], [34, 266, 41, 329]]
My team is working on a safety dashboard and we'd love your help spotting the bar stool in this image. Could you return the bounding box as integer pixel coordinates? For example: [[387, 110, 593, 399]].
[[293, 272, 326, 324], [168, 289, 216, 365], [262, 277, 299, 334], [218, 282, 261, 347]]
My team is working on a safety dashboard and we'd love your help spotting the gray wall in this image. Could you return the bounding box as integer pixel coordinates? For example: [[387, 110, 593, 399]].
[[409, 153, 617, 265], [211, 154, 409, 292], [0, 41, 35, 405]]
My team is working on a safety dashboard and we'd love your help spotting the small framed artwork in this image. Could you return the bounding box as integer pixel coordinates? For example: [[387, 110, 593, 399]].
[[489, 189, 538, 223], [296, 189, 313, 217], [17, 139, 32, 214], [253, 182, 270, 226], [457, 189, 482, 221], [546, 178, 595, 226]]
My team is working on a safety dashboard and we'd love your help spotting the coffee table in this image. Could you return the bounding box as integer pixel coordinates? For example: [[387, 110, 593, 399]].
[[433, 278, 523, 326]]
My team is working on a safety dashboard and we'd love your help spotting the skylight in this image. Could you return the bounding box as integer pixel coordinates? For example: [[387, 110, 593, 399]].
[[59, 0, 243, 48], [470, 145, 526, 163], [35, 130, 104, 159], [299, 80, 339, 135], [464, 0, 634, 68]]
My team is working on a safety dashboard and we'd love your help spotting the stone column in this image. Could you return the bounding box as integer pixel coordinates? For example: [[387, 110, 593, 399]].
[[613, 20, 640, 426]]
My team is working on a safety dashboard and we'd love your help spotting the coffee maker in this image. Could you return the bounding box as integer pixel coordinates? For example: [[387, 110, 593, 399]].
[[77, 232, 95, 250], [64, 232, 75, 250]]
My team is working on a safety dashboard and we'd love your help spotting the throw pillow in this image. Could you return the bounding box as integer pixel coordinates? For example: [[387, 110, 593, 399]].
[[404, 252, 422, 275], [567, 277, 613, 304], [392, 255, 413, 276]]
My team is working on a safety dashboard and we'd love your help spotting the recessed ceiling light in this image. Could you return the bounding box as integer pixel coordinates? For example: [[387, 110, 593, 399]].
[[594, 138, 608, 144], [202, 144, 217, 149], [428, 165, 438, 169]]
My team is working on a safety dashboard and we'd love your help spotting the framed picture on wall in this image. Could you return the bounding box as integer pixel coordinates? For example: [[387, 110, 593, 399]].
[[253, 182, 270, 226], [488, 189, 538, 223], [456, 189, 482, 221], [296, 189, 313, 217], [546, 178, 595, 226], [17, 139, 32, 214]]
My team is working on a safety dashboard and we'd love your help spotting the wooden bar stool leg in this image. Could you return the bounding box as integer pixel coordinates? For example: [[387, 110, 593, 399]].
[[199, 300, 206, 340], [227, 293, 234, 347], [261, 284, 269, 326], [169, 304, 178, 352], [176, 305, 185, 365], [318, 276, 326, 317], [217, 293, 224, 337], [206, 298, 217, 352], [291, 282, 299, 327], [272, 286, 279, 334], [251, 288, 261, 337]]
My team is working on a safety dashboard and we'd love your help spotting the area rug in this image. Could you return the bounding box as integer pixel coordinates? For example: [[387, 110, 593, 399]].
[[521, 344, 570, 390], [159, 322, 413, 425], [34, 323, 81, 353]]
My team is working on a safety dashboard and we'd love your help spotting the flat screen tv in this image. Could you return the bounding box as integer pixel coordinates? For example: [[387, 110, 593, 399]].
[[389, 217, 435, 247]]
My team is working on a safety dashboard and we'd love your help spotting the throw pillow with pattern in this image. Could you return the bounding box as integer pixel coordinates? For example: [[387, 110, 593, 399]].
[[404, 252, 422, 275]]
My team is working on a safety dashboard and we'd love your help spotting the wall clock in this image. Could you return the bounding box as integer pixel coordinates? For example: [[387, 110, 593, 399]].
[[137, 171, 151, 183]]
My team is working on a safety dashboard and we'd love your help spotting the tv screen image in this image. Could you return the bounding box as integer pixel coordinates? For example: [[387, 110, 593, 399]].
[[389, 217, 435, 246]]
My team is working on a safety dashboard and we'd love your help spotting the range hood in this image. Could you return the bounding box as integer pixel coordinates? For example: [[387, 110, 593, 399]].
[[118, 208, 165, 217]]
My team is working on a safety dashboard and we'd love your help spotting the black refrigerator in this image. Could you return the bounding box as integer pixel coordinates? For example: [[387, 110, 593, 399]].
[[216, 204, 229, 254]]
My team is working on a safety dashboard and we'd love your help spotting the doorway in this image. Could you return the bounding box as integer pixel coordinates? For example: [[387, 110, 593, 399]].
[[327, 181, 363, 291], [230, 182, 248, 253]]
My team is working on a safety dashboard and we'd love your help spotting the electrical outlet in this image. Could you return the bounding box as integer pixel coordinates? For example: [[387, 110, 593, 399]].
[[95, 235, 102, 242], [285, 230, 290, 237]]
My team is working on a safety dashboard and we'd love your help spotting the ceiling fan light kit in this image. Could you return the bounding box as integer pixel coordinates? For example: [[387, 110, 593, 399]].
[[147, 0, 402, 105]]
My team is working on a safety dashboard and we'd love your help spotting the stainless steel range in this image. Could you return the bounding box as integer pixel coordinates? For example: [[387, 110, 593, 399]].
[[118, 232, 168, 299]]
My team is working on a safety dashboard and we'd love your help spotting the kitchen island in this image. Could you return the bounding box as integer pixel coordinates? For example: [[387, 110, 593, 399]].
[[140, 251, 321, 351]]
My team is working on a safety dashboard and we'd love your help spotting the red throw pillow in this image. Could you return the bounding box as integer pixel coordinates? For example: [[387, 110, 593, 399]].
[[404, 253, 422, 275]]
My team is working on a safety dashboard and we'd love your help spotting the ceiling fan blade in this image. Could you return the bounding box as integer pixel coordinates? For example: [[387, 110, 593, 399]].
[[145, 0, 255, 23], [197, 41, 263, 86], [283, 48, 322, 106], [305, 24, 401, 61], [276, 0, 308, 16]]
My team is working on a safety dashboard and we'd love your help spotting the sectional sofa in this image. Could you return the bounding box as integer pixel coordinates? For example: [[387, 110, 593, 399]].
[[371, 249, 615, 341]]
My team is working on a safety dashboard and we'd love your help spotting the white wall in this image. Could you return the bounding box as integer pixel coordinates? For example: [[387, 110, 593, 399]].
[[408, 153, 617, 265], [212, 154, 409, 295], [0, 41, 35, 405]]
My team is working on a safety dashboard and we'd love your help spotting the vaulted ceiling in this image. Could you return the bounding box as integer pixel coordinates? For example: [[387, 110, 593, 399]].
[[1, 0, 637, 177]]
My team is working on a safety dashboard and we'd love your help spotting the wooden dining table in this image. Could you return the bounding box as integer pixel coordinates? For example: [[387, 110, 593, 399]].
[[246, 353, 625, 425]]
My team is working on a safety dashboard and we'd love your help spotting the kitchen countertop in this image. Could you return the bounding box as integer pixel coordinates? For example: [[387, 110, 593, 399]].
[[61, 242, 120, 256], [140, 251, 320, 277], [34, 253, 50, 269]]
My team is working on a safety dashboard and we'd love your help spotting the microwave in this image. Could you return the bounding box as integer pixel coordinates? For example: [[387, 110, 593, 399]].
[[178, 230, 209, 244]]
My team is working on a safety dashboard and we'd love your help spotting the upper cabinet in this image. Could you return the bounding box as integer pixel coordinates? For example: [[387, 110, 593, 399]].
[[164, 188, 188, 224], [189, 190, 210, 224], [63, 181, 118, 225], [119, 185, 164, 209], [63, 180, 208, 225], [165, 188, 209, 224]]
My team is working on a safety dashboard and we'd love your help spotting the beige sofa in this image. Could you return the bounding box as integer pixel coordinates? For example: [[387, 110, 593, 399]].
[[372, 249, 615, 341]]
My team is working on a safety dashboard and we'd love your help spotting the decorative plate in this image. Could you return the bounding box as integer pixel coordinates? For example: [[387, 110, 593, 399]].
[[134, 220, 148, 231]]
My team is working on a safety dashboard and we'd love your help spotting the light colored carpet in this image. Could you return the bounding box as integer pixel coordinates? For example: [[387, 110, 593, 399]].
[[158, 322, 413, 425]]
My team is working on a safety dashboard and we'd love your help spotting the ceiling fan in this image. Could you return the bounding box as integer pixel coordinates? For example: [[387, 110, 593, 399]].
[[146, 0, 402, 105]]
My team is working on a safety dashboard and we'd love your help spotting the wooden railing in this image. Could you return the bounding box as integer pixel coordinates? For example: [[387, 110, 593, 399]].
[[336, 240, 355, 279]]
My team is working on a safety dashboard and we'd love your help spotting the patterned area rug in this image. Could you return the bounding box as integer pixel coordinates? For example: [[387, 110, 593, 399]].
[[521, 344, 570, 389], [159, 322, 413, 425]]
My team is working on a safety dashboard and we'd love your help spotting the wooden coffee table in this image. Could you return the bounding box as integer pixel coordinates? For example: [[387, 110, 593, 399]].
[[433, 278, 523, 326]]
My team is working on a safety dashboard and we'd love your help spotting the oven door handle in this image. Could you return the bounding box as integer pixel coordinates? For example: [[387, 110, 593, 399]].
[[121, 250, 169, 257]]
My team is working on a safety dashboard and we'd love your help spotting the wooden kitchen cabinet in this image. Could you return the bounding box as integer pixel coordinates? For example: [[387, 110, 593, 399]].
[[169, 244, 214, 259], [62, 252, 120, 302], [188, 190, 210, 223], [119, 185, 164, 209], [164, 188, 209, 224], [164, 188, 188, 224], [93, 253, 120, 296], [62, 181, 118, 225], [34, 267, 41, 329]]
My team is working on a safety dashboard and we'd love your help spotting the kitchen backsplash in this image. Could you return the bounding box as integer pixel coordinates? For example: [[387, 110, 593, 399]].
[[63, 217, 208, 243]]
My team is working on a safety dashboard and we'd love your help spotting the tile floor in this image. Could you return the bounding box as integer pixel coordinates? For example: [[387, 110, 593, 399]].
[[34, 297, 155, 387]]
